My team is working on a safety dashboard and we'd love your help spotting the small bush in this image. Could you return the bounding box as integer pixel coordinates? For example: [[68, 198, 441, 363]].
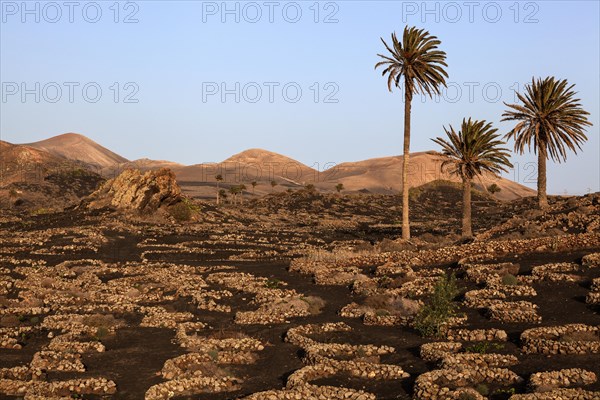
[[487, 183, 501, 194], [413, 274, 459, 337], [475, 383, 489, 396], [375, 309, 390, 317], [30, 208, 52, 216], [501, 274, 518, 286], [95, 326, 110, 340], [169, 202, 192, 222], [466, 342, 504, 354], [264, 278, 281, 289], [494, 387, 516, 396], [207, 349, 219, 361], [458, 393, 478, 400], [300, 296, 326, 315]]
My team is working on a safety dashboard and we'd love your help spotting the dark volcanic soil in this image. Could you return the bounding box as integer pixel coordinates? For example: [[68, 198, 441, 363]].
[[1, 191, 600, 399]]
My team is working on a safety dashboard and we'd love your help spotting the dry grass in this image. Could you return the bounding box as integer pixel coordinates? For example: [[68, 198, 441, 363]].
[[302, 248, 377, 263], [560, 330, 599, 342], [300, 296, 327, 315]]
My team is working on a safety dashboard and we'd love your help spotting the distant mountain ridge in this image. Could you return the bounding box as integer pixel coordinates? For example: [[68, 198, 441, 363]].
[[1, 133, 536, 200]]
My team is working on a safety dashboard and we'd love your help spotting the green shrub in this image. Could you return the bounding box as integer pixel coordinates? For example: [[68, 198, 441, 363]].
[[413, 274, 459, 337], [95, 326, 109, 340], [375, 309, 391, 317], [487, 183, 501, 194], [169, 202, 192, 222], [30, 208, 52, 216], [501, 273, 518, 285], [264, 278, 281, 289], [475, 383, 489, 396], [466, 342, 504, 354], [207, 349, 219, 361], [494, 387, 516, 396]]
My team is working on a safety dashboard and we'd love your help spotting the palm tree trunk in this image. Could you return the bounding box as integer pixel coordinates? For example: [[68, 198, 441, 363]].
[[462, 177, 472, 238], [537, 145, 548, 209], [401, 85, 412, 240], [216, 182, 220, 205]]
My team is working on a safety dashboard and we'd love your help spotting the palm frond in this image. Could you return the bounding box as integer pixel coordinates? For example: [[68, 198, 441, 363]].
[[431, 118, 513, 181], [502, 76, 592, 162], [375, 26, 448, 96]]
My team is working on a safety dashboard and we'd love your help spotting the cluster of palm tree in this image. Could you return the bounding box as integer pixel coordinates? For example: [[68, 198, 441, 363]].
[[228, 184, 246, 205], [376, 26, 592, 239], [214, 175, 251, 205]]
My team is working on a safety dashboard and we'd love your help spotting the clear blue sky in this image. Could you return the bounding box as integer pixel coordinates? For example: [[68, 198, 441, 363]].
[[1, 0, 599, 194]]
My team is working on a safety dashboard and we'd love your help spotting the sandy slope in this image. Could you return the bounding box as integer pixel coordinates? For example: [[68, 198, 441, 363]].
[[318, 151, 535, 201], [25, 133, 128, 170]]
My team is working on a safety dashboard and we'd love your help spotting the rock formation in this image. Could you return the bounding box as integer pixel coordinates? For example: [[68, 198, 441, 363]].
[[86, 168, 181, 213]]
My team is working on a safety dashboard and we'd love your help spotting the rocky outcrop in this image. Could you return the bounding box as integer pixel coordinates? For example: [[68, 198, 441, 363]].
[[86, 168, 181, 213]]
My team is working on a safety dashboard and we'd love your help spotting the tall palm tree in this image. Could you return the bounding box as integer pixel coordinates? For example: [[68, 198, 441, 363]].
[[215, 174, 223, 205], [375, 26, 448, 240], [432, 118, 513, 238], [228, 186, 239, 205], [502, 77, 591, 209], [251, 181, 257, 195], [239, 184, 247, 205]]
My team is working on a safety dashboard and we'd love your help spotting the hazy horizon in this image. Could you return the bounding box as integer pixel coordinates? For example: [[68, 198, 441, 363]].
[[2, 1, 599, 195]]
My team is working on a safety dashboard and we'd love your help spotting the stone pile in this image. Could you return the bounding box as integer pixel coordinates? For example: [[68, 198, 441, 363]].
[[521, 324, 600, 355], [487, 301, 542, 323], [531, 263, 582, 283], [445, 328, 508, 342], [582, 252, 600, 268], [509, 388, 600, 399], [206, 272, 317, 324], [528, 368, 596, 392], [413, 365, 522, 399], [251, 322, 410, 399], [420, 342, 463, 362], [146, 332, 266, 399], [586, 277, 600, 305]]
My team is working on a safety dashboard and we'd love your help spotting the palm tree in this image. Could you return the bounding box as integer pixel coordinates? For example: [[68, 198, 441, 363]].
[[218, 189, 227, 203], [228, 186, 239, 205], [251, 181, 257, 195], [215, 174, 223, 205], [487, 183, 501, 195], [335, 183, 344, 193], [270, 180, 277, 193], [502, 77, 591, 209], [432, 118, 513, 238], [376, 26, 448, 240], [239, 184, 247, 205]]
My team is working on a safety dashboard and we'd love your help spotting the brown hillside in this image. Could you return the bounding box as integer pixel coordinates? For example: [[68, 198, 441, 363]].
[[25, 133, 128, 169]]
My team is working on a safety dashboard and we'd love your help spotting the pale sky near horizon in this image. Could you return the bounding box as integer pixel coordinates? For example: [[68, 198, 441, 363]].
[[1, 0, 599, 194]]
